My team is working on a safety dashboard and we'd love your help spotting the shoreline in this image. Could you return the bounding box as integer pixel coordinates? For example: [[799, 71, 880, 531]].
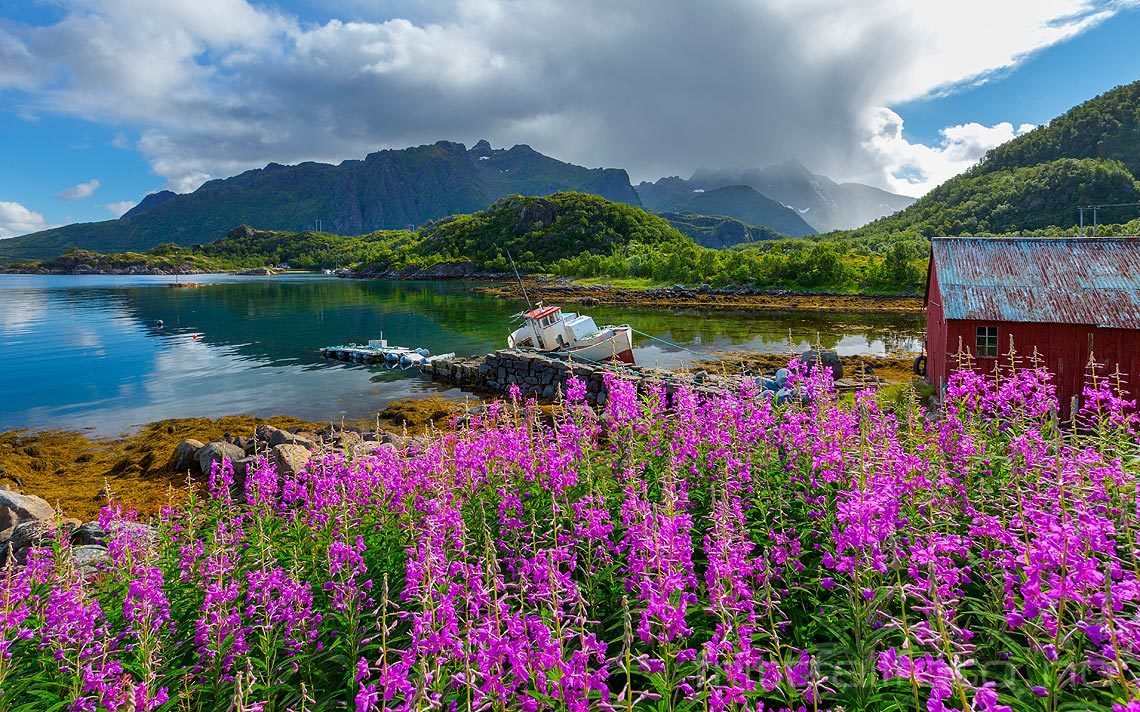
[[0, 397, 469, 520], [478, 280, 924, 314], [1, 269, 924, 313], [1, 347, 922, 520]]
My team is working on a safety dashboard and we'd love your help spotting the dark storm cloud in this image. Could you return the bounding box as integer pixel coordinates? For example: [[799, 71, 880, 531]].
[[1, 0, 1130, 194]]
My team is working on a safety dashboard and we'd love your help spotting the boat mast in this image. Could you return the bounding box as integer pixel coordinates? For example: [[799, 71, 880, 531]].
[[505, 248, 532, 309]]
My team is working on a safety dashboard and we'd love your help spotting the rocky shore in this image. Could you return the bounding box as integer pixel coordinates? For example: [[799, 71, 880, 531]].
[[0, 421, 416, 569], [0, 487, 135, 570], [0, 398, 468, 521], [478, 279, 923, 313], [0, 397, 486, 569]]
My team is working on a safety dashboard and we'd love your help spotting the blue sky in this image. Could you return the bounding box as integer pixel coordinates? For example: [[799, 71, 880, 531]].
[[896, 7, 1140, 145], [0, 0, 1137, 237]]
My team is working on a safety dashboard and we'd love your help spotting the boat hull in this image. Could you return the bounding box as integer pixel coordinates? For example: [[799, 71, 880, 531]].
[[557, 325, 635, 364]]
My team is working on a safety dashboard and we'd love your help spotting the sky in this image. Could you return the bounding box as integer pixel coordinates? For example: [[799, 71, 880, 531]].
[[0, 0, 1138, 239]]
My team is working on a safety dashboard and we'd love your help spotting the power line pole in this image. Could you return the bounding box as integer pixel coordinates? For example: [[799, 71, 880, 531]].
[[1079, 206, 1084, 237]]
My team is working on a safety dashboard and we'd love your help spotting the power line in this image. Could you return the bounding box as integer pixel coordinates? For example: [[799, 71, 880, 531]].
[[1079, 202, 1140, 237]]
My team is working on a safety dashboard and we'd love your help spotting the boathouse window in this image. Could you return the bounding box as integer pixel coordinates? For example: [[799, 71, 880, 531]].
[[976, 326, 999, 358]]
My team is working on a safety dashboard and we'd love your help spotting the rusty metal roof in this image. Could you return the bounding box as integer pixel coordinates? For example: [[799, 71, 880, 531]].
[[930, 237, 1140, 328], [524, 305, 562, 320]]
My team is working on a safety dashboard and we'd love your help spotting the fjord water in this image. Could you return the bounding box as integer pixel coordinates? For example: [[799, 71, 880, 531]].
[[0, 274, 922, 435]]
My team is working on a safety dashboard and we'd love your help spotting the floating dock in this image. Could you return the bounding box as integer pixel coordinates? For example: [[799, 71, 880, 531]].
[[320, 338, 454, 368]]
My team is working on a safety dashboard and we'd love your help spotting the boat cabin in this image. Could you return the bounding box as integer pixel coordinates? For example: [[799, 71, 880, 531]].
[[509, 304, 601, 351]]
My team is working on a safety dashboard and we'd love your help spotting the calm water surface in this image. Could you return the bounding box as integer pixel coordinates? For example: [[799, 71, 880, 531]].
[[0, 274, 922, 434]]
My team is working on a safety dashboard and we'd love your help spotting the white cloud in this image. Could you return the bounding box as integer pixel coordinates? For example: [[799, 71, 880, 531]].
[[864, 108, 1038, 196], [0, 28, 41, 89], [111, 132, 131, 149], [0, 0, 1135, 195], [0, 201, 51, 238], [105, 200, 136, 217], [54, 179, 101, 201]]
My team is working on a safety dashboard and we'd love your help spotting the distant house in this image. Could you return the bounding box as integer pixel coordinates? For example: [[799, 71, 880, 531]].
[[924, 237, 1140, 414]]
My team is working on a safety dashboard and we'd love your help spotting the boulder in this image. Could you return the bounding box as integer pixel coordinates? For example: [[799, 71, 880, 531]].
[[170, 438, 205, 472], [71, 545, 108, 572], [109, 521, 157, 549], [257, 425, 318, 451], [799, 349, 843, 380], [196, 441, 246, 475], [8, 520, 56, 551], [329, 430, 363, 450], [232, 456, 259, 477], [71, 522, 107, 547], [0, 490, 55, 531], [272, 444, 311, 478]]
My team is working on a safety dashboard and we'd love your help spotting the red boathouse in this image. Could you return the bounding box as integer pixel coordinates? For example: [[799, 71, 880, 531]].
[[924, 237, 1140, 413]]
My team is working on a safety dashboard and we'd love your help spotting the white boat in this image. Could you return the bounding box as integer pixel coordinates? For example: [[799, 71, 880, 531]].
[[508, 303, 635, 364]]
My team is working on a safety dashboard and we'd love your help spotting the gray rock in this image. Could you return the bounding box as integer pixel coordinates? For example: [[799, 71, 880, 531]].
[[272, 444, 312, 477], [257, 424, 318, 451], [170, 438, 205, 472], [71, 522, 107, 547], [232, 456, 259, 477], [196, 441, 246, 475], [330, 430, 363, 450], [72, 545, 108, 572], [109, 521, 157, 549], [8, 520, 56, 551], [0, 490, 55, 531]]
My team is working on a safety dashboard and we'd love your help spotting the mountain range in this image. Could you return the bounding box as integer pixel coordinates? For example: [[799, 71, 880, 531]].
[[0, 140, 640, 262], [0, 140, 913, 262], [638, 161, 915, 233], [634, 180, 816, 236], [697, 160, 916, 232]]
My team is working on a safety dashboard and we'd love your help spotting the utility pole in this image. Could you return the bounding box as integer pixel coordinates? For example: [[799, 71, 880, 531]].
[[1079, 206, 1084, 237], [1092, 206, 1098, 237]]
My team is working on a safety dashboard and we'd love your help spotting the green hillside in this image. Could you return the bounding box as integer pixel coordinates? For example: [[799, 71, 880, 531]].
[[850, 81, 1140, 241], [18, 192, 923, 292], [974, 82, 1140, 178], [376, 192, 691, 273]]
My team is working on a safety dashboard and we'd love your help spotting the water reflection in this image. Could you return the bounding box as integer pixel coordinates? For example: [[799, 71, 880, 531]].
[[0, 274, 922, 434]]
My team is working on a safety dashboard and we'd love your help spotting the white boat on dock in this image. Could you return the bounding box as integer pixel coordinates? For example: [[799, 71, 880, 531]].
[[508, 303, 634, 364]]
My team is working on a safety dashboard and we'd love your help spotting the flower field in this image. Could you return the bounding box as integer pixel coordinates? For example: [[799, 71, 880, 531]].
[[3, 359, 1140, 711]]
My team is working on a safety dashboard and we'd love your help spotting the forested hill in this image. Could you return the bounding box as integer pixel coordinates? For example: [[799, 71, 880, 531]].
[[0, 140, 641, 263], [849, 81, 1140, 240]]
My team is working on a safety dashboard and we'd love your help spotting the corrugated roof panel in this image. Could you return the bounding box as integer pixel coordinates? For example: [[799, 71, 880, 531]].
[[931, 237, 1140, 329]]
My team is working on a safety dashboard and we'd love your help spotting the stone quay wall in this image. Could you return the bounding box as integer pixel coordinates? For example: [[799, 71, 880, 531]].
[[422, 349, 730, 406], [422, 349, 613, 405]]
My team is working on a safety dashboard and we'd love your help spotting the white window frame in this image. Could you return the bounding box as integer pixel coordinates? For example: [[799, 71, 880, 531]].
[[976, 325, 999, 358]]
